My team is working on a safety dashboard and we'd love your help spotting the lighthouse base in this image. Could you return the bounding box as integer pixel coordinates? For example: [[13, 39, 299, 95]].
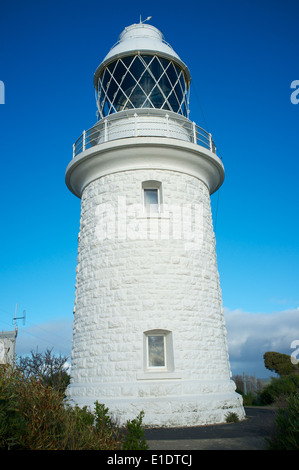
[[66, 384, 245, 427]]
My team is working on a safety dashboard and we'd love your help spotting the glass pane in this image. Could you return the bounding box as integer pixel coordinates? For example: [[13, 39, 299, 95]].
[[121, 56, 134, 68], [174, 81, 184, 103], [128, 56, 145, 81], [148, 84, 164, 108], [139, 69, 155, 96], [141, 98, 154, 109], [128, 84, 147, 108], [119, 73, 136, 100], [144, 189, 158, 210], [157, 73, 172, 97], [147, 56, 164, 81], [113, 59, 127, 81], [167, 90, 180, 113], [164, 62, 177, 86], [114, 89, 126, 112], [98, 70, 107, 96], [148, 335, 165, 367], [141, 55, 152, 65]]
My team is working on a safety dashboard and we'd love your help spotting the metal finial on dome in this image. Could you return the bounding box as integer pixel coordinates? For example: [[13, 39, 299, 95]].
[[139, 15, 152, 24]]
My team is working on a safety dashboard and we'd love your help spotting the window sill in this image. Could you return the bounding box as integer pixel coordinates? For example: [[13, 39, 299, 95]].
[[136, 215, 170, 221], [136, 371, 182, 380]]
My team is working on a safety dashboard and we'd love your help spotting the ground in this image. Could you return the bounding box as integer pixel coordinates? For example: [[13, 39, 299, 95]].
[[144, 407, 277, 450]]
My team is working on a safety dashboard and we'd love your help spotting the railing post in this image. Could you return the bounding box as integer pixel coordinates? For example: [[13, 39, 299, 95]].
[[83, 130, 86, 151], [165, 114, 169, 137], [209, 133, 213, 152], [73, 143, 75, 159], [104, 119, 108, 142], [134, 113, 138, 136], [192, 122, 197, 144]]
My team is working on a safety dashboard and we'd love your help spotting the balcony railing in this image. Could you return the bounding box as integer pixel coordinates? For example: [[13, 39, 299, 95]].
[[72, 110, 216, 158]]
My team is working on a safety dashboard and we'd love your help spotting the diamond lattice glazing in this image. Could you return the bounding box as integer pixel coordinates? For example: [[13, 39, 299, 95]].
[[96, 55, 189, 119]]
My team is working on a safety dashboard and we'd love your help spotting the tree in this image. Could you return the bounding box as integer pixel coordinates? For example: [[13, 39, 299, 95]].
[[264, 351, 299, 376], [17, 348, 70, 392]]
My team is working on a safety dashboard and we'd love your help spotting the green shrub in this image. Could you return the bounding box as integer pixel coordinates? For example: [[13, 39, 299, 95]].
[[225, 412, 239, 423], [122, 411, 149, 450], [0, 367, 25, 449], [242, 392, 255, 406], [0, 365, 147, 450], [260, 374, 299, 405], [94, 401, 113, 429], [267, 393, 299, 450]]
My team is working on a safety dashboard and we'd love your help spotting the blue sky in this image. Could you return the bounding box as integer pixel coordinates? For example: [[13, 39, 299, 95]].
[[0, 0, 298, 378]]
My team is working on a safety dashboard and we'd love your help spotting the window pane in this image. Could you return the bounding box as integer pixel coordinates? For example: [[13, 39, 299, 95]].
[[144, 188, 158, 208], [148, 335, 165, 367], [147, 56, 164, 81]]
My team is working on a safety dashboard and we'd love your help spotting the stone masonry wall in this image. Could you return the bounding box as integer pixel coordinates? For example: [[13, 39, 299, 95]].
[[67, 168, 244, 425]]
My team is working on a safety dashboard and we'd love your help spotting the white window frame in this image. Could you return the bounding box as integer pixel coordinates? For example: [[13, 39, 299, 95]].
[[142, 181, 162, 214], [137, 329, 181, 380], [143, 329, 174, 374]]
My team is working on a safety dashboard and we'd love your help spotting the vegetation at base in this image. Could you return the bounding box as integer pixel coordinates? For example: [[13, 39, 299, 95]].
[[233, 350, 299, 407], [122, 410, 149, 450], [0, 355, 148, 450], [267, 393, 299, 450], [259, 374, 299, 406], [233, 350, 299, 449], [225, 412, 239, 423], [3, 347, 298, 449]]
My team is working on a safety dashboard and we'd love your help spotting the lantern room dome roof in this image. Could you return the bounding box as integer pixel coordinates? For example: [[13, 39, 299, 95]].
[[93, 23, 191, 89]]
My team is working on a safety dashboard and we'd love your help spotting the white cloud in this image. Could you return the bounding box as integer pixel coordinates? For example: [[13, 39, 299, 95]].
[[15, 318, 73, 359], [224, 308, 299, 377]]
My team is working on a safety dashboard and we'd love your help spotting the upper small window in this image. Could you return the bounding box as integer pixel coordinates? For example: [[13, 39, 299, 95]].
[[142, 181, 162, 213], [144, 188, 158, 209]]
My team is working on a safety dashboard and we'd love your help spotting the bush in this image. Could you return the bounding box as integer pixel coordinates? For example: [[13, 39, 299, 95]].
[[0, 365, 147, 450], [267, 393, 299, 450], [260, 374, 299, 405], [242, 392, 255, 406], [225, 412, 239, 423], [122, 411, 149, 450]]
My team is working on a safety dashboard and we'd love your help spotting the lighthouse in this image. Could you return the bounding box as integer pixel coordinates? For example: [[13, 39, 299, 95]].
[[65, 21, 245, 427]]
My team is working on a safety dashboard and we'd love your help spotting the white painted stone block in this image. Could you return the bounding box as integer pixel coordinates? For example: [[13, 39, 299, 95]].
[[66, 166, 245, 426]]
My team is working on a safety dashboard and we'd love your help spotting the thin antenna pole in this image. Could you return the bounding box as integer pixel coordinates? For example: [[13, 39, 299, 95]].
[[14, 303, 18, 329], [13, 303, 26, 328]]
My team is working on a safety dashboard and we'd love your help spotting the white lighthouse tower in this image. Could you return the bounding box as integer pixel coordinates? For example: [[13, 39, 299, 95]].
[[65, 21, 244, 427]]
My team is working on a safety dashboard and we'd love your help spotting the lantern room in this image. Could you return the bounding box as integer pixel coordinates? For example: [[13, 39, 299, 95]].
[[93, 23, 191, 119]]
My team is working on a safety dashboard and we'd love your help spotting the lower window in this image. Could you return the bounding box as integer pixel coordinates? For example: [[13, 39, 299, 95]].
[[147, 334, 166, 369], [144, 329, 174, 372]]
